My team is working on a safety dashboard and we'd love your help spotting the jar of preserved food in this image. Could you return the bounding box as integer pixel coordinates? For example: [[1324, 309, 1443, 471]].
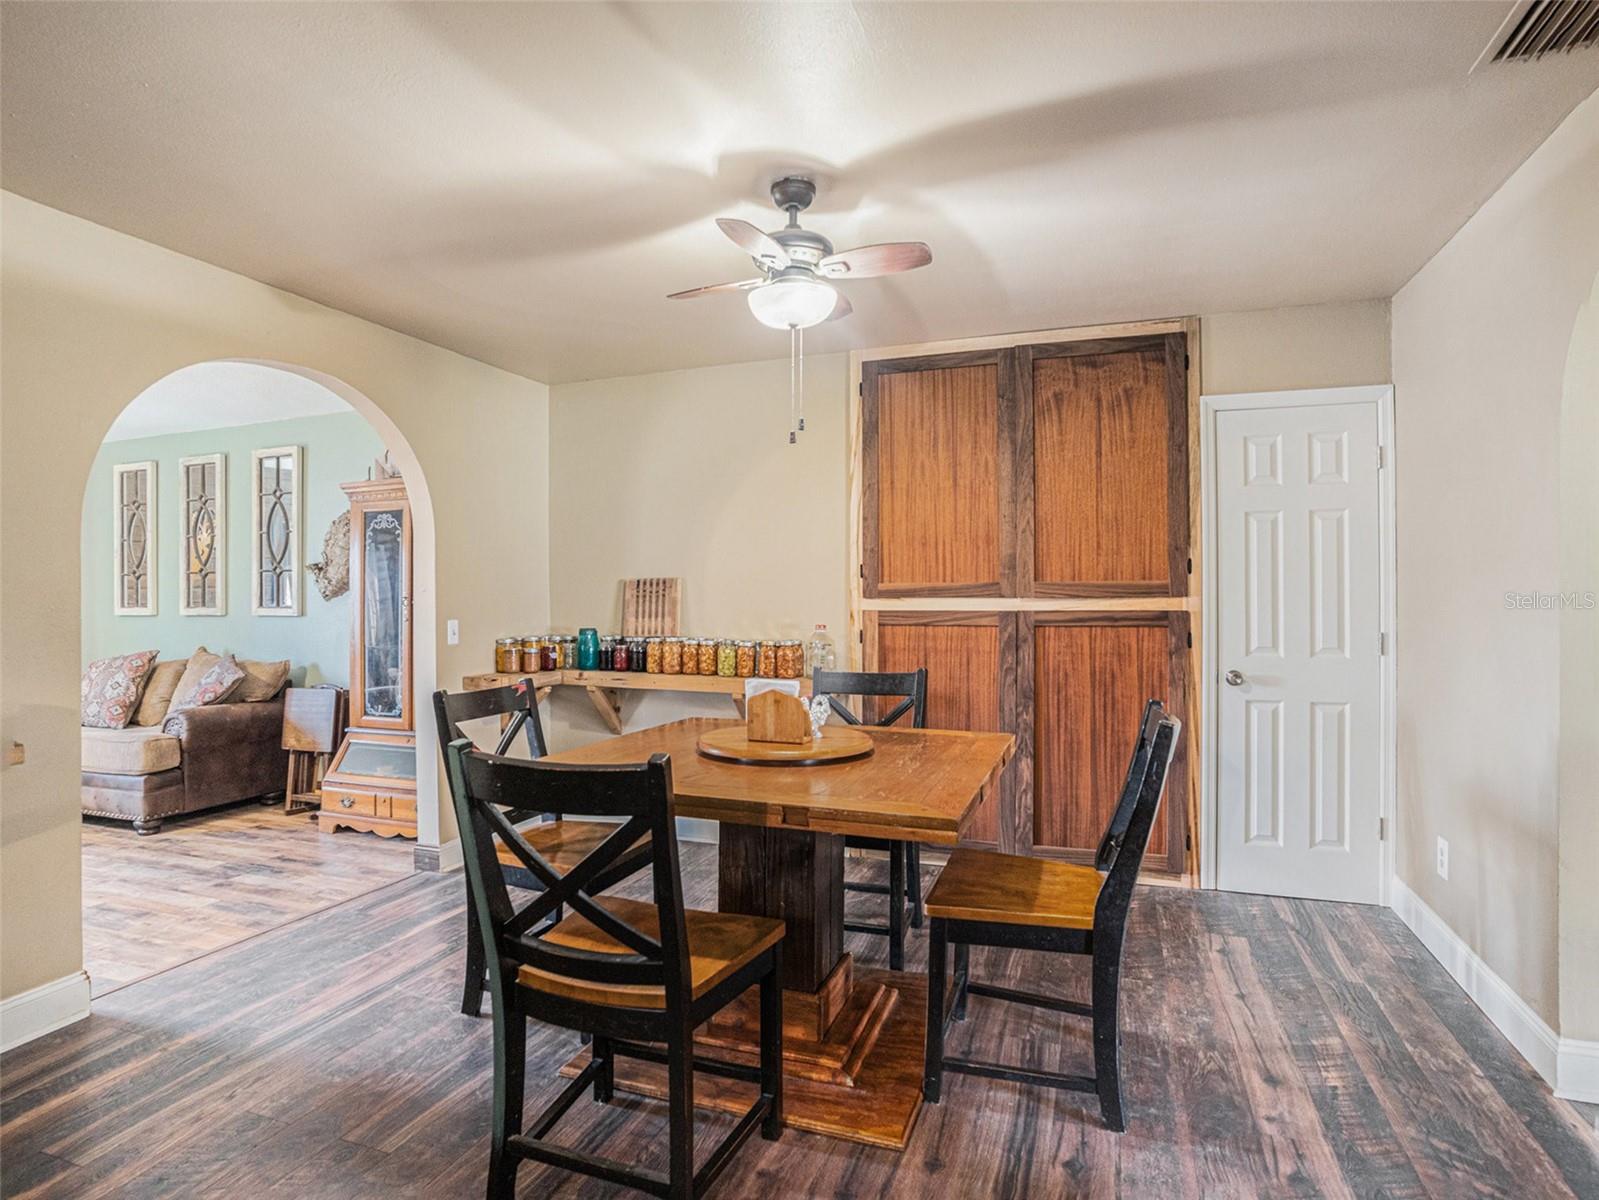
[[520, 638, 541, 673], [627, 637, 648, 672], [541, 638, 561, 672], [716, 640, 737, 677], [598, 636, 616, 671], [757, 640, 778, 678], [611, 637, 630, 672], [698, 639, 718, 675], [679, 637, 699, 675], [776, 640, 803, 679], [735, 640, 756, 677], [645, 637, 663, 673], [495, 637, 521, 674], [661, 637, 682, 674], [577, 629, 599, 671]]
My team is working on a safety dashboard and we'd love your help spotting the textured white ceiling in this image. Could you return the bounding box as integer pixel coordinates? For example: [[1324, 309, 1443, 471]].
[[105, 362, 350, 442], [3, 2, 1596, 384]]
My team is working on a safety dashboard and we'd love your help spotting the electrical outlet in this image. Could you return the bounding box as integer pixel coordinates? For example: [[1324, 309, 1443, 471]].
[[1436, 836, 1450, 881], [446, 619, 459, 646]]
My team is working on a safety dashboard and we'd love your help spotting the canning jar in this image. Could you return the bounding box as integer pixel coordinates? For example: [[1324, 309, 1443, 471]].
[[679, 637, 699, 674], [541, 638, 561, 672], [698, 639, 718, 675], [495, 637, 521, 674], [716, 640, 737, 677], [776, 640, 803, 679], [757, 640, 778, 678], [611, 636, 630, 672], [735, 640, 756, 677], [520, 638, 541, 673], [645, 637, 663, 673], [661, 637, 682, 674], [627, 637, 647, 672]]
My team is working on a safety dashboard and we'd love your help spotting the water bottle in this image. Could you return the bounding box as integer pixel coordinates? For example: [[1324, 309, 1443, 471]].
[[808, 624, 835, 676]]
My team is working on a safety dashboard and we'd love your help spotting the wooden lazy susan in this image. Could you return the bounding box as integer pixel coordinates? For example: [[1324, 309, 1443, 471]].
[[696, 724, 874, 767]]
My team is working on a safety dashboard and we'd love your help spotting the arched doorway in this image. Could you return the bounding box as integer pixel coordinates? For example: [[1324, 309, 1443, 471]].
[[75, 359, 441, 994]]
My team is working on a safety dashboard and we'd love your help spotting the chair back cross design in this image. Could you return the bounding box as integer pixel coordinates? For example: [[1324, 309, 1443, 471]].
[[434, 681, 653, 1017], [452, 749, 682, 996], [813, 667, 927, 729]]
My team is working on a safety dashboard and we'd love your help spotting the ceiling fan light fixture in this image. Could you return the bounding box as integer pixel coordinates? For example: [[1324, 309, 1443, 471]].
[[746, 275, 837, 330]]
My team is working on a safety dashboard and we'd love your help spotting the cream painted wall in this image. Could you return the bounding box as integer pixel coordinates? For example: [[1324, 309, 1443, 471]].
[[1558, 274, 1599, 1043], [1391, 90, 1599, 1031], [1201, 299, 1391, 394], [0, 192, 550, 1002], [544, 355, 849, 842]]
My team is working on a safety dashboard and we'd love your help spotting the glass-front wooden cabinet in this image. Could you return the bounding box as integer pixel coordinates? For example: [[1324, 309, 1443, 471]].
[[322, 476, 418, 839]]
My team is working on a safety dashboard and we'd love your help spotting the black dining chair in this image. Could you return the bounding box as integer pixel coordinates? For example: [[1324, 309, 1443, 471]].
[[443, 735, 785, 1200], [921, 700, 1179, 1132], [810, 668, 928, 972], [434, 680, 651, 1016]]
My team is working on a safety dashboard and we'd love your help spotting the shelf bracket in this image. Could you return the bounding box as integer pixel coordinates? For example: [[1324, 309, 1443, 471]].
[[584, 685, 624, 735]]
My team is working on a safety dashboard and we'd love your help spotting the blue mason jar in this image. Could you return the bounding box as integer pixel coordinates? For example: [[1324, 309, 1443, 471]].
[[576, 627, 600, 671]]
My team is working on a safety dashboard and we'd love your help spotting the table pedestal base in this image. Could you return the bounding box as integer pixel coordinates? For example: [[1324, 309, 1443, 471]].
[[559, 966, 928, 1149]]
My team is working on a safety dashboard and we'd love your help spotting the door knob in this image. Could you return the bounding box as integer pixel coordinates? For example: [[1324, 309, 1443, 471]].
[[1224, 669, 1245, 687]]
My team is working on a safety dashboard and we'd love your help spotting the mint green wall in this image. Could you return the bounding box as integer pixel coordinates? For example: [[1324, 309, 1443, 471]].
[[81, 412, 385, 685]]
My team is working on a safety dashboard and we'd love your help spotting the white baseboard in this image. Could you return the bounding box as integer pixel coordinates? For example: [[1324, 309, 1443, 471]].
[[435, 837, 464, 874], [1556, 1036, 1599, 1105], [1389, 876, 1599, 1103], [0, 971, 91, 1053], [1389, 877, 1561, 1087]]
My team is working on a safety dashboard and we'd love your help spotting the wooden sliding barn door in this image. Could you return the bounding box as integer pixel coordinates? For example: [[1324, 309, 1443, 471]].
[[864, 611, 1019, 847], [858, 323, 1195, 870], [1020, 612, 1189, 872]]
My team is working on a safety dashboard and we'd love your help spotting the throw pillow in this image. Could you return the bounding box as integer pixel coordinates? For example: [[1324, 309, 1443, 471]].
[[168, 648, 246, 714], [133, 659, 188, 726], [81, 650, 159, 729], [233, 658, 291, 703]]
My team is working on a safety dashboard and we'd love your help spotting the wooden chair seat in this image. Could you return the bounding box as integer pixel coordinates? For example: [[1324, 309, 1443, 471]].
[[924, 847, 1104, 930], [518, 896, 785, 1010], [494, 820, 644, 875]]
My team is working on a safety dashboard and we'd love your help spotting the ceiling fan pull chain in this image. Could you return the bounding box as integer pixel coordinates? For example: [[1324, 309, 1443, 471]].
[[789, 325, 798, 445], [798, 325, 806, 434]]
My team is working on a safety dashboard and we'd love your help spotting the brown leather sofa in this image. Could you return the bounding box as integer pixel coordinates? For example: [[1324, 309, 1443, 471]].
[[80, 697, 288, 834]]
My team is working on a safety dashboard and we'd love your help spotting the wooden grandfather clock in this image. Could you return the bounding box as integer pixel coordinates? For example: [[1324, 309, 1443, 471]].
[[321, 476, 418, 838]]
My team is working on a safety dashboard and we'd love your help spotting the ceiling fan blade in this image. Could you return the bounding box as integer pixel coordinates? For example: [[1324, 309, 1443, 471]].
[[667, 278, 764, 300], [818, 241, 932, 279], [716, 218, 790, 269], [825, 292, 854, 322]]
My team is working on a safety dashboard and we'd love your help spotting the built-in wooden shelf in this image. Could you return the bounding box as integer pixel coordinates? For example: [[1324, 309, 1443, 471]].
[[462, 670, 812, 735]]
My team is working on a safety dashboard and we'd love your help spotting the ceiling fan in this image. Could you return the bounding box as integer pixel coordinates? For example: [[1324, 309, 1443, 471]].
[[669, 177, 932, 440], [670, 176, 931, 330]]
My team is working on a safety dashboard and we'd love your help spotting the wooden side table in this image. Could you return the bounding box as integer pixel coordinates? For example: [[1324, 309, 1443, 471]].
[[282, 686, 346, 815]]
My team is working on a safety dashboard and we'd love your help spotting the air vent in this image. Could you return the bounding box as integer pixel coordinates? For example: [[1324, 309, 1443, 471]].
[[1483, 0, 1599, 64]]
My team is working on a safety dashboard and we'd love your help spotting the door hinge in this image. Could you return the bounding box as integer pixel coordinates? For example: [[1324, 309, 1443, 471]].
[[859, 563, 865, 579], [1379, 817, 1387, 842], [1184, 352, 1191, 371], [1186, 631, 1193, 649], [1185, 832, 1193, 851], [1186, 556, 1193, 575], [1376, 444, 1385, 469]]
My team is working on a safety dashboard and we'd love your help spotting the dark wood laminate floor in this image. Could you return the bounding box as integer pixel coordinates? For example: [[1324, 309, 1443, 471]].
[[5, 845, 1596, 1199], [81, 803, 414, 995]]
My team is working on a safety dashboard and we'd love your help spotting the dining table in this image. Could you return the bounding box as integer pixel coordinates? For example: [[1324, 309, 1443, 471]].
[[542, 716, 1016, 1149]]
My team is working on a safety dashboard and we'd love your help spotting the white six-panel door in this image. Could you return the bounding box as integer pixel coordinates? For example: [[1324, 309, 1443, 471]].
[[1214, 399, 1383, 904]]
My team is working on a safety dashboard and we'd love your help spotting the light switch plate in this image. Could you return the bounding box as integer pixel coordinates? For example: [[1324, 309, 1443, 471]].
[[446, 619, 459, 646]]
